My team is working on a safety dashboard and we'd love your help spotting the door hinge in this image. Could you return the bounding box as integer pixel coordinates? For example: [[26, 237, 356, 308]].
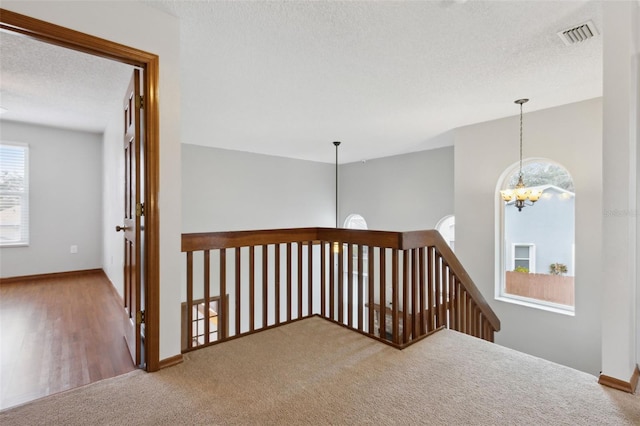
[[136, 95, 144, 109], [136, 202, 145, 217], [136, 310, 145, 325]]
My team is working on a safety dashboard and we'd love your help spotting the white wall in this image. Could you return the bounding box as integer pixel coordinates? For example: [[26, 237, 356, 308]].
[[102, 108, 124, 298], [0, 121, 102, 278], [455, 98, 603, 375], [2, 1, 183, 360], [340, 142, 454, 232], [601, 0, 639, 382], [182, 144, 334, 232]]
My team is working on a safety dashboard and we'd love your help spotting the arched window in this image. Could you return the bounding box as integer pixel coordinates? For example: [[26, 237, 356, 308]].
[[435, 215, 455, 251], [496, 160, 575, 314], [344, 214, 368, 230], [343, 214, 368, 329], [343, 213, 368, 259]]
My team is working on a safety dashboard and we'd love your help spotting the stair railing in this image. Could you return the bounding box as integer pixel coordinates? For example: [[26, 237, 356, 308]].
[[181, 227, 500, 352]]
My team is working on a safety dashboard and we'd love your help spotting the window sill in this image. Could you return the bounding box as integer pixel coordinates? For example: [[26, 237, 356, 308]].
[[495, 295, 575, 316]]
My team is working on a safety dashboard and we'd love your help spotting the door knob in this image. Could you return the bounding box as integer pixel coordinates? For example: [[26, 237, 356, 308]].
[[115, 225, 128, 232]]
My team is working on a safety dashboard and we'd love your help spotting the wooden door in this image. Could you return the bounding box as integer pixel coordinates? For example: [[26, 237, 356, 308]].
[[119, 69, 143, 367]]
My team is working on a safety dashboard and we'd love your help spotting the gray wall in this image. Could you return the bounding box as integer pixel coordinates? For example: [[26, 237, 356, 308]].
[[455, 98, 602, 375], [182, 144, 335, 233], [102, 107, 124, 298], [505, 188, 575, 275], [0, 120, 103, 278], [339, 142, 454, 231]]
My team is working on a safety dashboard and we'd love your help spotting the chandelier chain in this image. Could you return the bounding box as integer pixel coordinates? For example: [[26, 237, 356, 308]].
[[519, 101, 523, 179]]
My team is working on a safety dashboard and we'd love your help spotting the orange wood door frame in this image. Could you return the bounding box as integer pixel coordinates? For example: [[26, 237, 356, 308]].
[[0, 8, 161, 371]]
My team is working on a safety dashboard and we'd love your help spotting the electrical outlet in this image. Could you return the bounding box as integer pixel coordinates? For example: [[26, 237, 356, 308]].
[[70, 245, 78, 254]]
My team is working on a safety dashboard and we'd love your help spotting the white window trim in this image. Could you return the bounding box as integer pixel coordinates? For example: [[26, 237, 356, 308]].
[[343, 213, 368, 230], [511, 243, 536, 273], [495, 158, 575, 315], [0, 141, 29, 247], [435, 214, 455, 251]]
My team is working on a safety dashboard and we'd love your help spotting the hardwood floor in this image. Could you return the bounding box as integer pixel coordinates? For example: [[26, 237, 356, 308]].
[[0, 270, 135, 409]]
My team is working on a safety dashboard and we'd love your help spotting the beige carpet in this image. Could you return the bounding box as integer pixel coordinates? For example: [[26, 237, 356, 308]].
[[1, 316, 639, 425]]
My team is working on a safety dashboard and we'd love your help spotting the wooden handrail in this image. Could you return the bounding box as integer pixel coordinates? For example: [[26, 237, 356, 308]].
[[181, 227, 500, 352]]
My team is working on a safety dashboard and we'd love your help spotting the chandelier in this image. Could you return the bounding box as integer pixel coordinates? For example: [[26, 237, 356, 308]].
[[500, 99, 543, 212]]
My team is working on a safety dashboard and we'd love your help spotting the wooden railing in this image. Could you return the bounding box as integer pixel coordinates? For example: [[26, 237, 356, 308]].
[[181, 227, 500, 352]]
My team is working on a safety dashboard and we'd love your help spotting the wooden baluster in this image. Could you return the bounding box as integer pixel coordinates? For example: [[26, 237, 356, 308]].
[[262, 245, 268, 328], [287, 243, 292, 322], [484, 325, 490, 341], [442, 263, 449, 329], [249, 246, 255, 332], [447, 269, 456, 330], [204, 250, 210, 344], [458, 289, 464, 334], [329, 243, 335, 321], [321, 241, 326, 317], [469, 300, 475, 336], [434, 253, 441, 328], [347, 243, 354, 328], [402, 250, 410, 344], [379, 249, 386, 339], [235, 247, 241, 335], [452, 280, 458, 332], [308, 241, 313, 317], [368, 245, 375, 335], [338, 242, 344, 324], [471, 303, 477, 337], [449, 274, 457, 331], [426, 247, 434, 333], [473, 302, 480, 337], [419, 247, 426, 335], [392, 249, 399, 345], [220, 249, 226, 339], [486, 318, 491, 341], [412, 248, 419, 339], [357, 244, 364, 331], [454, 284, 460, 333], [274, 244, 280, 325], [466, 292, 472, 334], [186, 251, 193, 349], [298, 242, 303, 319]]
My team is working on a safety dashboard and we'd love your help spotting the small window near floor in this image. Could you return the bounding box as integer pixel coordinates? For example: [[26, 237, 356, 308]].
[[181, 297, 220, 350], [0, 142, 29, 246]]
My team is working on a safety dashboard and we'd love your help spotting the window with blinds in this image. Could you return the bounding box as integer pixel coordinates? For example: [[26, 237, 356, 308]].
[[0, 143, 29, 246]]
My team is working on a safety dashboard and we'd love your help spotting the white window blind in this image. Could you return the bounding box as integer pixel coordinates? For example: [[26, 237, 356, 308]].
[[0, 142, 29, 246]]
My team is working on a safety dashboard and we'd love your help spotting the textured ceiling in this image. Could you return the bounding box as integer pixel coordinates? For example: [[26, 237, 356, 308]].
[[0, 31, 134, 134], [0, 1, 602, 164]]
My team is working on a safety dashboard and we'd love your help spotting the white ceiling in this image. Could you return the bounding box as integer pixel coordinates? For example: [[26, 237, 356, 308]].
[[0, 31, 134, 134], [0, 1, 603, 164]]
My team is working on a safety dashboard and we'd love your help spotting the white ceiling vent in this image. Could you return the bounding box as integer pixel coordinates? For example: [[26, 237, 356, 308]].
[[557, 20, 599, 46]]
